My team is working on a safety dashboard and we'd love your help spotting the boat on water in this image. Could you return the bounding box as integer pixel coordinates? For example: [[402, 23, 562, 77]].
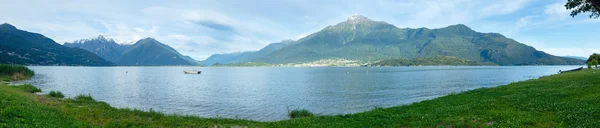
[[184, 70, 201, 74], [559, 67, 583, 73]]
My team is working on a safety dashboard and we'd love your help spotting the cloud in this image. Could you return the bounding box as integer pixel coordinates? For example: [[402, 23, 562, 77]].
[[193, 20, 235, 32], [544, 2, 570, 20]]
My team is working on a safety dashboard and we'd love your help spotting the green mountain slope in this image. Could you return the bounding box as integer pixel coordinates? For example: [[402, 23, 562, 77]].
[[113, 38, 197, 66], [0, 23, 112, 66], [258, 15, 584, 65]]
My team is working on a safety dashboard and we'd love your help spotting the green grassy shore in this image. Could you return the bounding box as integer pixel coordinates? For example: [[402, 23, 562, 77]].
[[1, 65, 599, 127]]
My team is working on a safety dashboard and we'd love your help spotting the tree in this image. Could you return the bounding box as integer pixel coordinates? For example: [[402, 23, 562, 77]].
[[565, 0, 600, 19], [588, 53, 600, 63], [585, 53, 600, 69]]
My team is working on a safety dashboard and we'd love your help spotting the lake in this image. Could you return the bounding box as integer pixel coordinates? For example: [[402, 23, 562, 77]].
[[24, 66, 580, 121]]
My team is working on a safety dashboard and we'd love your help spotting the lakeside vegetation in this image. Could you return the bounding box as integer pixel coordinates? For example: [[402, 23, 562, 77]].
[[289, 109, 314, 119], [1, 65, 600, 127], [587, 53, 599, 69], [47, 91, 65, 98], [369, 56, 497, 67], [0, 64, 34, 81], [9, 84, 41, 93]]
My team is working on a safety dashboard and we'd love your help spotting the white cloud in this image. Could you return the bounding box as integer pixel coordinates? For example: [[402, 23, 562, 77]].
[[544, 2, 570, 20]]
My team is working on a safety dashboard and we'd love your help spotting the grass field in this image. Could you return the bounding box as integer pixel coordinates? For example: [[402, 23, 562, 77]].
[[1, 66, 599, 127]]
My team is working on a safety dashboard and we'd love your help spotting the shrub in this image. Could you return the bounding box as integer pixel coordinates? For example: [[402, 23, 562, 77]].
[[289, 109, 314, 119], [48, 91, 64, 98], [11, 84, 41, 93], [0, 64, 34, 81], [75, 94, 95, 101]]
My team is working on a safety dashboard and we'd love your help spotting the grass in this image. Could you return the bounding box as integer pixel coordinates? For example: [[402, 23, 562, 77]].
[[9, 84, 41, 93], [0, 64, 34, 81], [1, 66, 599, 127], [289, 109, 314, 119], [47, 91, 65, 98]]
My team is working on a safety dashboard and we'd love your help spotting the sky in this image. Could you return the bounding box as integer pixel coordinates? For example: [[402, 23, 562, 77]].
[[1, 0, 599, 60]]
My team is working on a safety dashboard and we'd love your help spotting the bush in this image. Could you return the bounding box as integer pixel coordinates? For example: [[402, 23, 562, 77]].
[[75, 94, 94, 101], [0, 64, 34, 81], [48, 91, 64, 98], [11, 84, 41, 93], [289, 109, 314, 119]]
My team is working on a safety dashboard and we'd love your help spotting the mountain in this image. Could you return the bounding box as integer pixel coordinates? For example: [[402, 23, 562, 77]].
[[201, 52, 253, 66], [0, 23, 112, 66], [113, 38, 197, 66], [201, 40, 295, 65], [64, 35, 130, 62], [258, 15, 584, 65], [562, 56, 588, 61], [65, 36, 198, 66]]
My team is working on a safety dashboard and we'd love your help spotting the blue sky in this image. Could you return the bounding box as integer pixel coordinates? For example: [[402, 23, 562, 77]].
[[1, 0, 598, 60]]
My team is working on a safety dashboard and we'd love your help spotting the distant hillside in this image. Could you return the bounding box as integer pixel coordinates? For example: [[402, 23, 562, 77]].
[[201, 40, 294, 65], [257, 15, 584, 65], [562, 56, 588, 61], [113, 38, 198, 66], [64, 35, 130, 62], [212, 62, 271, 67], [201, 52, 253, 66], [0, 23, 112, 66], [369, 56, 496, 66]]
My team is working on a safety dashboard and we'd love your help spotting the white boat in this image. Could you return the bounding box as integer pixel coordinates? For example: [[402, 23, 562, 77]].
[[184, 70, 201, 74]]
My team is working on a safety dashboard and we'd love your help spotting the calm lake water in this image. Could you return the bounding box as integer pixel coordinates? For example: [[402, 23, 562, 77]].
[[25, 66, 580, 121]]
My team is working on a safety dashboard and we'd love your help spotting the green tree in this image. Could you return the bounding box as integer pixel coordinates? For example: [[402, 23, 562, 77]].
[[589, 61, 594, 69], [565, 0, 600, 19], [593, 59, 599, 68], [587, 53, 600, 63]]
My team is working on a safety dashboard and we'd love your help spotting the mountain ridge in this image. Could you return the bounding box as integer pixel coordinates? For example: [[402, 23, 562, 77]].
[[64, 35, 131, 62], [113, 37, 198, 66], [65, 36, 198, 66], [0, 23, 112, 66]]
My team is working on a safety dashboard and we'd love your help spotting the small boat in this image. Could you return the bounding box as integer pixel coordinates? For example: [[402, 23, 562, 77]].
[[559, 67, 583, 73], [184, 70, 201, 74]]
